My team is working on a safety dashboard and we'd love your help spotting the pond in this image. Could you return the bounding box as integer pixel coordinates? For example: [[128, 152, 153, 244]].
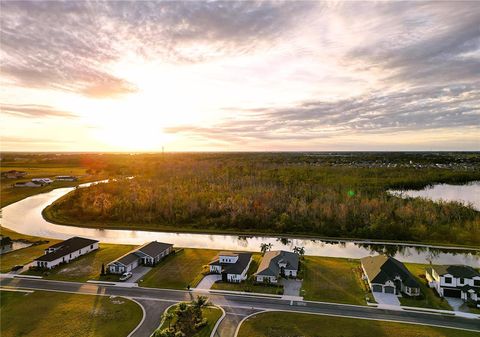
[[1, 182, 478, 267], [389, 181, 480, 211]]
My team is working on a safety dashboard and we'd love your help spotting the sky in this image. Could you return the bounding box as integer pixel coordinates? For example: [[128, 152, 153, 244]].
[[1, 1, 479, 152]]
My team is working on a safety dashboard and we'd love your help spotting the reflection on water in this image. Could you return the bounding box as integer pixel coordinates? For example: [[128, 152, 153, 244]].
[[1, 183, 479, 267], [390, 181, 480, 211]]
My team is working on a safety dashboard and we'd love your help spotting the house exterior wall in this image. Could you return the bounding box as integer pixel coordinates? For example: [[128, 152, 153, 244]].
[[108, 259, 139, 274], [256, 275, 277, 283], [219, 255, 238, 264], [284, 269, 297, 277], [210, 265, 221, 273], [35, 242, 99, 269]]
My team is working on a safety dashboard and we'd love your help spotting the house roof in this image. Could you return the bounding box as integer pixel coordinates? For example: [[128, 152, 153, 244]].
[[431, 265, 480, 279], [361, 255, 420, 288], [136, 241, 173, 258], [112, 252, 140, 267], [255, 251, 299, 277], [36, 237, 98, 262], [210, 252, 252, 275]]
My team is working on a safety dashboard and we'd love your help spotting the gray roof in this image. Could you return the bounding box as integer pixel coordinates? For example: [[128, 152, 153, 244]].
[[431, 265, 480, 279], [36, 237, 98, 262], [210, 252, 252, 275], [112, 252, 140, 267], [255, 251, 299, 277], [136, 241, 173, 258], [361, 255, 419, 288]]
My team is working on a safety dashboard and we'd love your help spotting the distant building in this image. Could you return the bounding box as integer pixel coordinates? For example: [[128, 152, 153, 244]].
[[13, 181, 43, 188], [2, 170, 27, 179], [426, 265, 480, 303], [107, 241, 173, 274], [34, 237, 99, 269], [55, 176, 78, 181], [255, 250, 299, 283], [209, 251, 252, 283], [361, 255, 420, 297], [32, 178, 53, 184]]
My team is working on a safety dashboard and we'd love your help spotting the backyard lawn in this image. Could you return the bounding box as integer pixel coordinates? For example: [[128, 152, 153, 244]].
[[156, 304, 223, 337], [23, 243, 135, 282], [211, 253, 284, 295], [401, 263, 453, 310], [142, 248, 219, 289], [237, 312, 479, 337], [0, 227, 60, 273], [0, 290, 142, 337], [301, 256, 367, 305]]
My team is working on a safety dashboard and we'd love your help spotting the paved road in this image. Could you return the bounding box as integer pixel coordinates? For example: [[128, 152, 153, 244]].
[[1, 277, 479, 336], [131, 299, 171, 337]]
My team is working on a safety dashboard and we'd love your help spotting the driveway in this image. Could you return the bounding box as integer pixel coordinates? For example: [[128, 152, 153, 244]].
[[372, 292, 400, 306], [445, 297, 463, 311], [279, 279, 302, 297], [196, 274, 222, 289], [129, 266, 152, 283]]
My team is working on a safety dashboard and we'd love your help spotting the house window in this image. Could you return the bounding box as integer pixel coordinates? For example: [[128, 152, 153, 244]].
[[444, 277, 452, 284], [474, 280, 480, 286], [90, 245, 93, 249], [459, 278, 464, 284]]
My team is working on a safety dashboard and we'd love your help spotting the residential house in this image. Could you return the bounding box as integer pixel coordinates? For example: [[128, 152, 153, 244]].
[[255, 250, 299, 284], [34, 237, 99, 269], [108, 241, 173, 274], [209, 251, 252, 283], [1, 170, 27, 179], [13, 181, 44, 188], [32, 178, 53, 184], [426, 265, 480, 303], [55, 175, 78, 181], [361, 255, 420, 296]]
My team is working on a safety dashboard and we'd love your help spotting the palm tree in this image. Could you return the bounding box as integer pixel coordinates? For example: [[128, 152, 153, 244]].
[[293, 246, 305, 259], [260, 243, 273, 255]]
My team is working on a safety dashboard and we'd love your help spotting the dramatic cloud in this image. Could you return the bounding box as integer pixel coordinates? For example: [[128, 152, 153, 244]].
[[1, 104, 77, 118]]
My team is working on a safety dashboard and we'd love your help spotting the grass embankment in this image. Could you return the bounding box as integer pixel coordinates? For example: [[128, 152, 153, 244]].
[[142, 248, 219, 289], [0, 290, 142, 337], [301, 256, 367, 305], [158, 305, 223, 337], [211, 254, 284, 295], [401, 263, 453, 310], [24, 243, 135, 282], [0, 227, 60, 273], [0, 165, 97, 208], [237, 312, 479, 337]]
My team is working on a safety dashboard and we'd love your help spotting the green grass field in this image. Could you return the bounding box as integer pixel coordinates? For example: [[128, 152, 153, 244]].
[[0, 290, 142, 337], [0, 227, 61, 273], [157, 304, 223, 337], [211, 253, 283, 295], [237, 312, 479, 337], [301, 256, 367, 305], [23, 243, 136, 282], [400, 263, 453, 310], [142, 248, 219, 289]]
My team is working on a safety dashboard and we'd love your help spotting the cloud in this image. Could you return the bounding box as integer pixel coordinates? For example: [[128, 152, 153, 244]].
[[0, 104, 77, 118]]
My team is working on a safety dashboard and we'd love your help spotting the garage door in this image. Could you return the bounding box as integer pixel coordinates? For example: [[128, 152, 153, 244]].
[[443, 288, 461, 298], [372, 285, 383, 292], [384, 286, 395, 294]]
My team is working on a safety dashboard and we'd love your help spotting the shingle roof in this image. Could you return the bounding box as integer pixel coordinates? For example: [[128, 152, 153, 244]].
[[114, 252, 140, 266], [432, 265, 480, 279], [136, 241, 173, 258], [209, 252, 252, 275], [255, 251, 299, 277], [361, 255, 419, 288], [36, 237, 98, 262]]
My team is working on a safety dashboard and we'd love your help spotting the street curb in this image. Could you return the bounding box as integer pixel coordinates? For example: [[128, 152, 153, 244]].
[[210, 306, 226, 337], [127, 297, 146, 337]]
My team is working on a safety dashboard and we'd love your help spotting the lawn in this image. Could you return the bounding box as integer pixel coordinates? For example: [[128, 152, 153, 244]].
[[157, 304, 223, 337], [0, 227, 61, 273], [211, 253, 284, 295], [400, 263, 453, 310], [142, 248, 219, 289], [301, 256, 367, 305], [0, 290, 142, 337], [23, 243, 135, 282], [237, 312, 479, 337]]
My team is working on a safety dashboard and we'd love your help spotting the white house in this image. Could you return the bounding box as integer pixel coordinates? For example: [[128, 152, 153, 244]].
[[361, 255, 420, 297], [55, 176, 78, 181], [32, 178, 53, 184], [209, 252, 252, 283], [34, 237, 99, 269], [255, 250, 299, 284], [426, 265, 480, 303], [107, 241, 173, 274]]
